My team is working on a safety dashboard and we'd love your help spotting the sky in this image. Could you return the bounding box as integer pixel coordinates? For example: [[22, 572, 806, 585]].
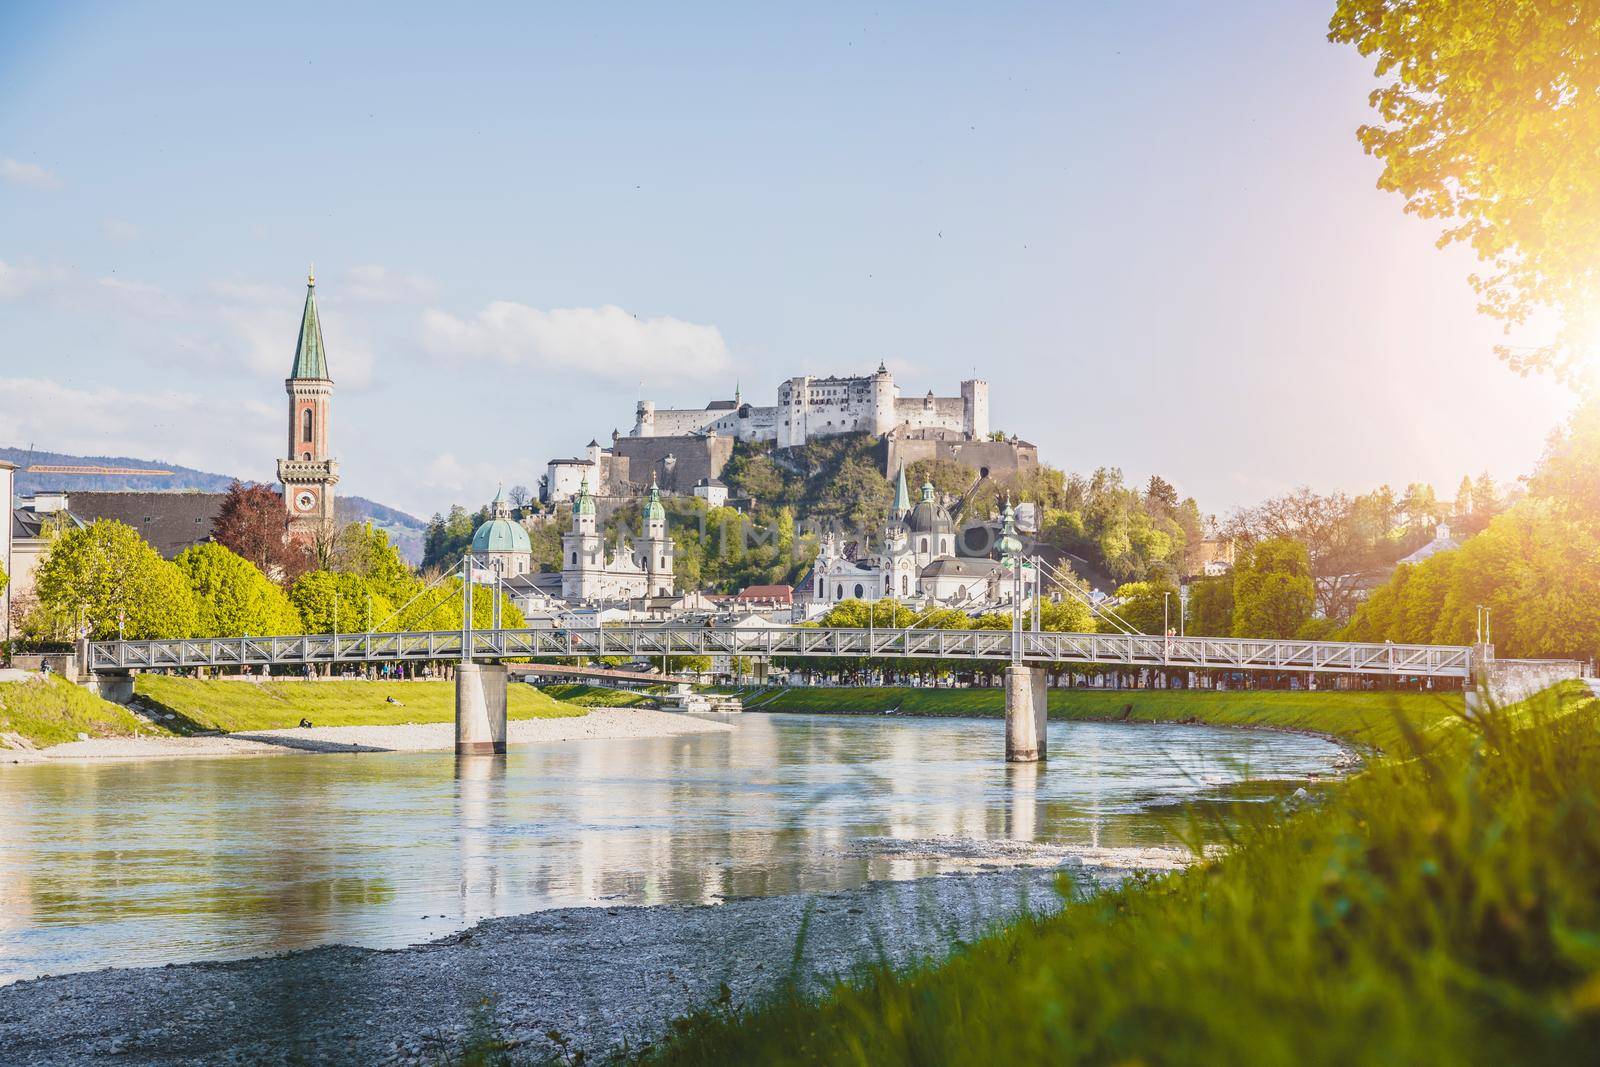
[[0, 1, 1578, 521]]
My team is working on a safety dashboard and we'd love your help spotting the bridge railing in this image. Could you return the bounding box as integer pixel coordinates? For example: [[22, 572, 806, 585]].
[[86, 625, 1478, 679]]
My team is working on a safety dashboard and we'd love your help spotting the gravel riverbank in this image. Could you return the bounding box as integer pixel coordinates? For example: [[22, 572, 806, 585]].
[[0, 866, 1088, 1066], [1, 707, 731, 763]]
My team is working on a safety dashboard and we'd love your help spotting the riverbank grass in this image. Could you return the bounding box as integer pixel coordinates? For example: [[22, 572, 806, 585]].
[[631, 681, 1600, 1066], [749, 686, 1464, 752], [134, 676, 585, 733], [0, 675, 168, 748], [538, 683, 659, 708]]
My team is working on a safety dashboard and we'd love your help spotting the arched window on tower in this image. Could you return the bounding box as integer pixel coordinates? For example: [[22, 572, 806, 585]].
[[302, 408, 314, 444]]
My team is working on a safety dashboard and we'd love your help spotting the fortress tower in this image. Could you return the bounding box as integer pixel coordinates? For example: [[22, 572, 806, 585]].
[[277, 268, 339, 542]]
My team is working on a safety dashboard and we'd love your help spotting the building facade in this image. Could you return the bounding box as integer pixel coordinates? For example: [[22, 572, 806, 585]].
[[626, 366, 988, 450], [561, 479, 676, 602], [276, 269, 339, 542]]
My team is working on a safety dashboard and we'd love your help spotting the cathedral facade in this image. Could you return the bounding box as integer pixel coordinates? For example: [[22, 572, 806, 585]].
[[561, 478, 676, 602], [276, 269, 339, 542]]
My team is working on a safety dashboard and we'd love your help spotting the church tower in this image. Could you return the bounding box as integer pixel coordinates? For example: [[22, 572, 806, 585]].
[[561, 477, 604, 600], [637, 478, 675, 597], [277, 267, 339, 541]]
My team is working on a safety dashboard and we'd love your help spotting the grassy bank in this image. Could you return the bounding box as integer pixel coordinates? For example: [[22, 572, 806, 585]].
[[134, 676, 584, 733], [537, 683, 658, 708], [748, 685, 1464, 753], [628, 680, 1600, 1065], [0, 675, 169, 748]]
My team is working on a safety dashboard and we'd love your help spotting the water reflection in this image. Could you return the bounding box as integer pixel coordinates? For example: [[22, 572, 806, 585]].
[[0, 714, 1342, 984]]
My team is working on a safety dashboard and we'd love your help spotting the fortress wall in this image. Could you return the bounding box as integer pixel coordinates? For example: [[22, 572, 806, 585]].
[[884, 438, 1040, 481], [612, 434, 734, 494]]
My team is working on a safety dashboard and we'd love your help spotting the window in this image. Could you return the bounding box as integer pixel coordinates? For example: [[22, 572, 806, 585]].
[[854, 584, 864, 598], [836, 584, 844, 599], [302, 408, 313, 443], [920, 538, 928, 553], [901, 575, 909, 595], [571, 552, 577, 565]]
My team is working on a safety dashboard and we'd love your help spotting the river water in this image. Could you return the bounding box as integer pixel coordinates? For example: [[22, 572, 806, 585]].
[[0, 713, 1343, 985]]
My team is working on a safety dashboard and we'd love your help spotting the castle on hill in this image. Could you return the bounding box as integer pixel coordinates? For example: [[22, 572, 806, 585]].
[[542, 366, 1036, 505]]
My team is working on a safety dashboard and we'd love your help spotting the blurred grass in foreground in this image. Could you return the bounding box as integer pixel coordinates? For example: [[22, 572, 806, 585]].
[[610, 680, 1599, 1066]]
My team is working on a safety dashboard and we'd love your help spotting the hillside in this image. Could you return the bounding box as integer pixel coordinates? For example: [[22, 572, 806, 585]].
[[1, 446, 427, 563]]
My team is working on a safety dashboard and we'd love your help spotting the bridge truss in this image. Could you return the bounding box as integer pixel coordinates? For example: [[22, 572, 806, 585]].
[[86, 626, 1476, 679]]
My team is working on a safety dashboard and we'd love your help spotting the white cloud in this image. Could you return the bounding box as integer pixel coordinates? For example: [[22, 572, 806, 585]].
[[0, 158, 60, 190], [421, 302, 732, 384], [0, 259, 65, 300], [101, 218, 141, 241], [343, 264, 435, 303], [0, 377, 278, 480]]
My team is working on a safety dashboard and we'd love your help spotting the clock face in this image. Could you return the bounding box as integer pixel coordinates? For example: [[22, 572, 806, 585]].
[[294, 490, 318, 513]]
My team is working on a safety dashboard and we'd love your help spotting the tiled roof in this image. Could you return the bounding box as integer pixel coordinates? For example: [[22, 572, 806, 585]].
[[59, 492, 227, 559]]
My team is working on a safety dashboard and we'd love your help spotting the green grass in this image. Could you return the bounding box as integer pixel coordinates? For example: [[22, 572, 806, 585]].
[[751, 685, 1465, 753], [0, 675, 169, 747], [537, 683, 658, 708], [619, 680, 1600, 1066], [133, 676, 586, 733]]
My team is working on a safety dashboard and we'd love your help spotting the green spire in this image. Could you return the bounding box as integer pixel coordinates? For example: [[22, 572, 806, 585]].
[[892, 463, 911, 514], [575, 476, 596, 516], [998, 496, 1024, 565], [289, 266, 329, 380], [645, 477, 666, 523]]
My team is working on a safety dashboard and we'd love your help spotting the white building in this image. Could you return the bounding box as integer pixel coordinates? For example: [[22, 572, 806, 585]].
[[628, 366, 988, 450], [561, 478, 675, 602], [806, 466, 1034, 614], [692, 478, 729, 508]]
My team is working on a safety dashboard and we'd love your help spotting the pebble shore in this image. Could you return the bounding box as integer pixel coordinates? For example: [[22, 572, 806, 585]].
[[0, 867, 1082, 1066]]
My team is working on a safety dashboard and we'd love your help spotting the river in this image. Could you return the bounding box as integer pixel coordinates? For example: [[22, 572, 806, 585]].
[[0, 713, 1344, 986]]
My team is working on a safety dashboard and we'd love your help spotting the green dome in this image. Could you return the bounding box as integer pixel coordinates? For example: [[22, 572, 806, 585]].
[[575, 477, 596, 517], [472, 515, 531, 555], [644, 479, 665, 522]]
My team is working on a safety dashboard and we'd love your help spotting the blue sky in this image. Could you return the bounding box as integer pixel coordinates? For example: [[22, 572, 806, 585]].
[[0, 1, 1575, 519]]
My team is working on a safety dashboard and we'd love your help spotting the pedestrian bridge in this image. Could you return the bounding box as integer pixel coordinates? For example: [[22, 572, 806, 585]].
[[85, 625, 1478, 679]]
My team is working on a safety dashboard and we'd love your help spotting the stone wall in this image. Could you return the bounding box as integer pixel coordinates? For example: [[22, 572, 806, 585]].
[[611, 434, 735, 495], [1476, 653, 1587, 706], [882, 435, 1039, 482]]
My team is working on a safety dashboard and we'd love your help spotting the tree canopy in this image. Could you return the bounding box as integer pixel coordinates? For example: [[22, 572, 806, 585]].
[[1330, 1, 1600, 379], [31, 520, 198, 640], [175, 543, 302, 637]]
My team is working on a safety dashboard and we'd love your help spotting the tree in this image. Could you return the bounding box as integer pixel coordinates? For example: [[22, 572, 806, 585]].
[[1330, 1, 1600, 378], [175, 543, 302, 637], [1231, 537, 1315, 639], [31, 520, 198, 639], [211, 481, 305, 583], [289, 571, 394, 634], [1185, 576, 1234, 637], [1111, 580, 1179, 635], [329, 522, 418, 606], [507, 485, 531, 509]]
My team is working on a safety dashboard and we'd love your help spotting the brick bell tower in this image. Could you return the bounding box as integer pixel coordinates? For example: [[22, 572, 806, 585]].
[[277, 266, 339, 541]]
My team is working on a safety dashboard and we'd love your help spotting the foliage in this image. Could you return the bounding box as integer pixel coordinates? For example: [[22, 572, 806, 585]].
[[422, 503, 487, 572], [0, 675, 172, 748], [132, 676, 582, 733], [1330, 0, 1600, 378], [1184, 575, 1234, 636], [210, 480, 307, 583], [30, 520, 198, 639], [289, 571, 395, 634], [1231, 537, 1315, 639], [640, 684, 1600, 1065], [174, 543, 303, 637], [1110, 579, 1179, 634]]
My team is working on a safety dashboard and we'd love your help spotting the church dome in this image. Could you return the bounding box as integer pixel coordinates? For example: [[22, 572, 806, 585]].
[[472, 489, 532, 555], [905, 481, 953, 536]]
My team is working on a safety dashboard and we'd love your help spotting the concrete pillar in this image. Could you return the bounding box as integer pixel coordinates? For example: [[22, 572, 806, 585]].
[[1031, 667, 1048, 761], [455, 663, 508, 755], [1005, 665, 1044, 762], [84, 671, 135, 704]]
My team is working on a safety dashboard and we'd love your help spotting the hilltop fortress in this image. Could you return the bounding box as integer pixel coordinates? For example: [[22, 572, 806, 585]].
[[543, 366, 1035, 504]]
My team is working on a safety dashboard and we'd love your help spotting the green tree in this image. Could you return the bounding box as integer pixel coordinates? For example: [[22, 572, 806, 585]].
[[31, 520, 198, 639], [175, 543, 302, 637], [1231, 537, 1315, 639], [1111, 580, 1179, 635], [1185, 576, 1234, 637], [290, 571, 392, 634], [1330, 0, 1600, 378]]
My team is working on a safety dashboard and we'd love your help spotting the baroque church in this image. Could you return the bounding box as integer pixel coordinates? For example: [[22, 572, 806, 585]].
[[560, 477, 675, 602], [807, 465, 1035, 615]]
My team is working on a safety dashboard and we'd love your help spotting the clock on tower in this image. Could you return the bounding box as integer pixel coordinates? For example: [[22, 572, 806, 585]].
[[276, 267, 340, 542]]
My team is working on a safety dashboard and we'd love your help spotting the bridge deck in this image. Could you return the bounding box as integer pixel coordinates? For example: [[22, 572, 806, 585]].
[[86, 626, 1476, 679]]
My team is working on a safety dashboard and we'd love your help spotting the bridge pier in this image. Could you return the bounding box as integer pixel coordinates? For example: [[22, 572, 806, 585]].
[[84, 671, 134, 705], [455, 663, 508, 755], [1004, 665, 1048, 762]]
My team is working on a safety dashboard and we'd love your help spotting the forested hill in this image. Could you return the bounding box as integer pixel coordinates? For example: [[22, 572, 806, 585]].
[[0, 446, 427, 564]]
